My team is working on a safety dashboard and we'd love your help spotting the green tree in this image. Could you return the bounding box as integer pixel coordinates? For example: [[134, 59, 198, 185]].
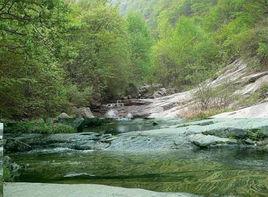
[[153, 17, 219, 89], [126, 13, 153, 83], [65, 2, 131, 102], [0, 0, 72, 119]]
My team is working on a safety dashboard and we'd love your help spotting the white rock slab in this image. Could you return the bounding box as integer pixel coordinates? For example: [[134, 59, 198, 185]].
[[212, 102, 268, 118], [4, 183, 198, 197]]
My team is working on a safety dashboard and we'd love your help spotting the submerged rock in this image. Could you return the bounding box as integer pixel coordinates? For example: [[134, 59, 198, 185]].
[[190, 134, 237, 148]]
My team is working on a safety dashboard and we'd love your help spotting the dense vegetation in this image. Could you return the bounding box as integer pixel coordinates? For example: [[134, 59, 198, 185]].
[[0, 0, 152, 119], [1, 0, 268, 119], [117, 0, 268, 88]]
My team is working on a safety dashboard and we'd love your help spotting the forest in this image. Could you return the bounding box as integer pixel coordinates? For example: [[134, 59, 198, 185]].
[[1, 0, 268, 120]]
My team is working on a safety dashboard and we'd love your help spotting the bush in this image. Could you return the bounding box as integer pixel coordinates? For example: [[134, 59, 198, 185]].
[[195, 81, 235, 110], [67, 85, 92, 107], [3, 156, 22, 182], [3, 164, 12, 182], [259, 84, 268, 98], [4, 120, 75, 134], [182, 108, 230, 120]]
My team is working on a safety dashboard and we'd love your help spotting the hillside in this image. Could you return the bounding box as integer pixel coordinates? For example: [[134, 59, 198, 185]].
[[130, 0, 267, 83], [104, 59, 268, 119]]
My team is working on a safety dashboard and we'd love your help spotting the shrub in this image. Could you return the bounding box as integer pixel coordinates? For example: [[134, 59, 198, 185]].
[[259, 84, 268, 99], [67, 85, 92, 107], [194, 81, 235, 110], [4, 120, 75, 134], [182, 107, 230, 120]]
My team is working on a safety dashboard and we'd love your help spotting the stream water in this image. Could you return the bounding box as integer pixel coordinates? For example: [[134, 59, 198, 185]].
[[7, 119, 268, 196]]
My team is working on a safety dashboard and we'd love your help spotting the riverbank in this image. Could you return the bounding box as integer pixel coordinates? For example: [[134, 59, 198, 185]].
[[4, 183, 197, 197]]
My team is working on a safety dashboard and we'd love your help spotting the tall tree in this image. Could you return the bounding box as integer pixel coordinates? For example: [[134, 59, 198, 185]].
[[65, 1, 131, 103], [0, 0, 71, 119], [126, 13, 153, 83]]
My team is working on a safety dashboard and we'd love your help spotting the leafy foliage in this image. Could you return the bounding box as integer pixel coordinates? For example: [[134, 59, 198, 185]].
[[0, 0, 71, 119], [126, 13, 153, 83], [117, 0, 268, 89], [4, 120, 75, 134], [65, 2, 131, 102]]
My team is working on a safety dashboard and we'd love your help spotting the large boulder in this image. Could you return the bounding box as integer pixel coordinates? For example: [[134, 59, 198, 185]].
[[153, 88, 168, 98], [4, 183, 198, 197], [57, 113, 71, 120], [74, 107, 94, 119], [138, 84, 162, 99], [138, 85, 175, 99]]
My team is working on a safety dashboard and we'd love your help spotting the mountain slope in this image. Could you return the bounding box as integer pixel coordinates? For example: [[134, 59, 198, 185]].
[[110, 59, 268, 119]]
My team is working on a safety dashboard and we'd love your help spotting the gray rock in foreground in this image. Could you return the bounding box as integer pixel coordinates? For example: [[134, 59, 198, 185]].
[[4, 183, 198, 197], [189, 134, 237, 148]]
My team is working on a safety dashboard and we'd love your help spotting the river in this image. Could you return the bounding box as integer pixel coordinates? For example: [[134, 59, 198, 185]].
[[5, 118, 268, 196]]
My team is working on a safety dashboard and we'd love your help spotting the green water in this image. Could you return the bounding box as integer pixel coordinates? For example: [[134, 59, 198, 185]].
[[10, 149, 268, 196], [81, 118, 182, 134]]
